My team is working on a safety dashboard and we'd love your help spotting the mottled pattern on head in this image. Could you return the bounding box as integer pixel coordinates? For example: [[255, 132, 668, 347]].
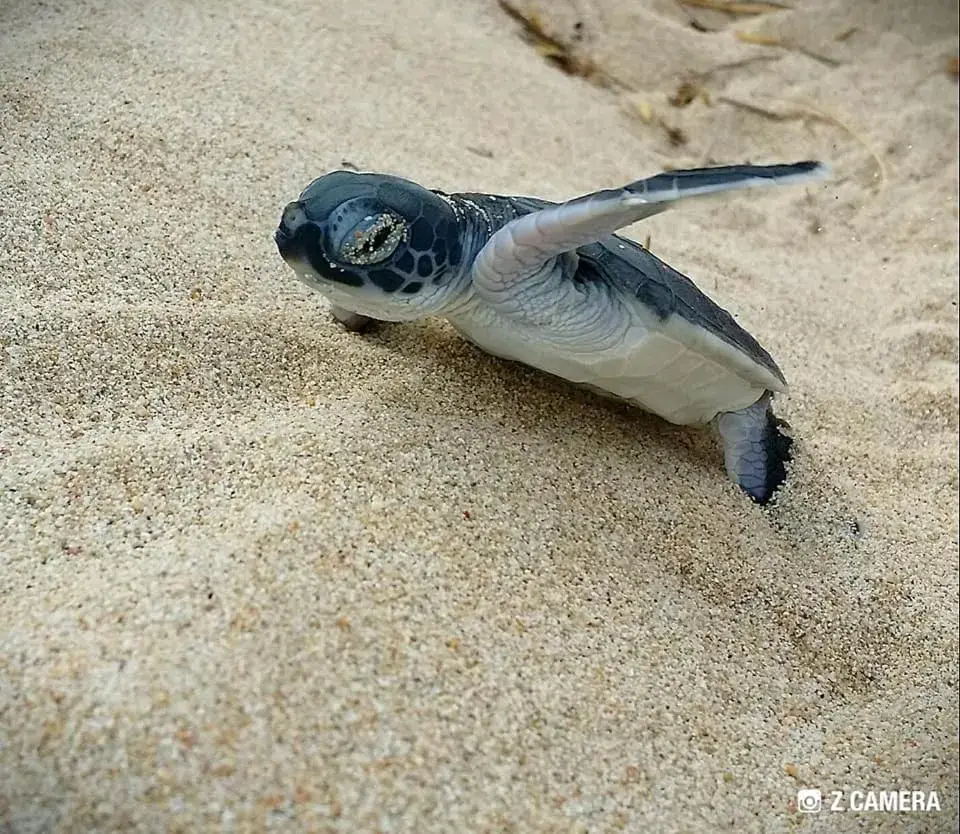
[[274, 171, 477, 319]]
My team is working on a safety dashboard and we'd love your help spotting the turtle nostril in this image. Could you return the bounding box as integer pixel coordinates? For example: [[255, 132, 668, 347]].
[[276, 202, 309, 256], [280, 201, 307, 233]]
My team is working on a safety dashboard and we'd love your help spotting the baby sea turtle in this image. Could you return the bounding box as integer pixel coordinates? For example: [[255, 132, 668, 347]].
[[274, 161, 828, 504]]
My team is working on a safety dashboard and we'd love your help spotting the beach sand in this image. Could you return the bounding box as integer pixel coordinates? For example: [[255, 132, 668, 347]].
[[1, 0, 957, 831]]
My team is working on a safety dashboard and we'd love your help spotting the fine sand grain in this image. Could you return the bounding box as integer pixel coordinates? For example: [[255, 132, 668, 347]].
[[1, 0, 957, 831]]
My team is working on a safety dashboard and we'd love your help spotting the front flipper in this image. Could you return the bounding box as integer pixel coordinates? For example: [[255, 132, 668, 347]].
[[329, 304, 378, 332], [472, 161, 829, 298], [716, 392, 793, 505]]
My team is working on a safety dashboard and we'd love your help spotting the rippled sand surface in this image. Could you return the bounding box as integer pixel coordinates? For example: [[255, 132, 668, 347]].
[[1, 1, 957, 830]]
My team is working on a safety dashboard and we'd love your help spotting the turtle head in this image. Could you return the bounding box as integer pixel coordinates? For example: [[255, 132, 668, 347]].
[[275, 171, 470, 321]]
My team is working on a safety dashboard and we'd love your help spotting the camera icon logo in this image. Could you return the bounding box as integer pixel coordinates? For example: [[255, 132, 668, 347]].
[[796, 789, 823, 813]]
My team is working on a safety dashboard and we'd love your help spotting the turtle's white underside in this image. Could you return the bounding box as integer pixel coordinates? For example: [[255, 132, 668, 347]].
[[306, 264, 786, 426], [447, 298, 786, 426]]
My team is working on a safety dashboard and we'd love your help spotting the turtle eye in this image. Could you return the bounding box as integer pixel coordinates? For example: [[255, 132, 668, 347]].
[[338, 212, 406, 265]]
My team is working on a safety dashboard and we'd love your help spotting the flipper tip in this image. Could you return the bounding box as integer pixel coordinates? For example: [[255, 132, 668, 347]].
[[801, 160, 831, 179], [750, 413, 793, 506]]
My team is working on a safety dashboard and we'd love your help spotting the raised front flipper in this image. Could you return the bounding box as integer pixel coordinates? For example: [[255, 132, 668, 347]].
[[472, 161, 829, 301]]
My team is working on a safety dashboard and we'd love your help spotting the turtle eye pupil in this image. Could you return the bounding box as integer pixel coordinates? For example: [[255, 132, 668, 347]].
[[364, 226, 392, 253]]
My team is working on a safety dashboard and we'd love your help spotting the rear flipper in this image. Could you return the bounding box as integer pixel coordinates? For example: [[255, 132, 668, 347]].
[[716, 392, 792, 505]]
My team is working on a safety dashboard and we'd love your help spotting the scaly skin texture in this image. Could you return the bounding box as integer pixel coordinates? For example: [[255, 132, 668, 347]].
[[717, 393, 793, 505]]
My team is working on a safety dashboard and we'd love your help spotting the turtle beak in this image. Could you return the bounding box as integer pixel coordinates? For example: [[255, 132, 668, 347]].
[[274, 226, 291, 254], [275, 201, 308, 260]]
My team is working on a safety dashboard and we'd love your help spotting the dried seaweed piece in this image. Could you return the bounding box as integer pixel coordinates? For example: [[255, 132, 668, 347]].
[[669, 80, 711, 107], [498, 1, 596, 78], [629, 99, 656, 124], [497, 0, 631, 89], [734, 30, 782, 46], [735, 31, 844, 66], [625, 99, 688, 146], [678, 0, 790, 14], [663, 124, 688, 146]]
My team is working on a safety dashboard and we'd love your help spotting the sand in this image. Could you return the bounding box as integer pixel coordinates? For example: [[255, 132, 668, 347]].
[[1, 0, 957, 831]]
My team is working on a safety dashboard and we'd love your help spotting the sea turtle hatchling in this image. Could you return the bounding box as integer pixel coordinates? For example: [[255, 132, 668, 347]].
[[274, 161, 828, 504]]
